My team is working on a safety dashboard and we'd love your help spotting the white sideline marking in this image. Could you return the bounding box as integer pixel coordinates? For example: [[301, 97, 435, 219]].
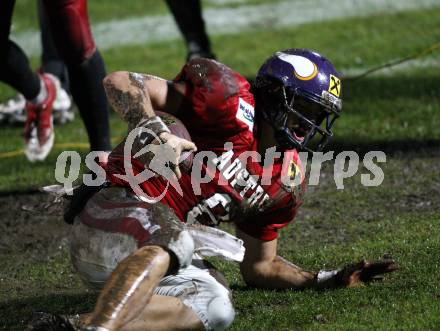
[[206, 0, 246, 4], [341, 57, 440, 77], [11, 0, 439, 59]]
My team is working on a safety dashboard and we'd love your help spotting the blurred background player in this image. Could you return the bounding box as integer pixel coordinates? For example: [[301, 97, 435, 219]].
[[0, 0, 55, 161], [0, 0, 111, 162], [1, 0, 214, 125], [0, 0, 73, 125]]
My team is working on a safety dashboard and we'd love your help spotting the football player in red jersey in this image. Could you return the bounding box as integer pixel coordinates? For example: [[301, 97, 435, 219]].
[[28, 50, 397, 331]]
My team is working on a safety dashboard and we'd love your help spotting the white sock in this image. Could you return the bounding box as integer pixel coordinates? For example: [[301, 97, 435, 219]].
[[29, 77, 48, 105]]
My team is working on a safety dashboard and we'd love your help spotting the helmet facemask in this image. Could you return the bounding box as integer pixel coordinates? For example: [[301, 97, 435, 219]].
[[256, 76, 341, 152]]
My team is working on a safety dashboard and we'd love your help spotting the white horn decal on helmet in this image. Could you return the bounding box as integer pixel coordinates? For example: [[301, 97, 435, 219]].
[[276, 52, 318, 81]]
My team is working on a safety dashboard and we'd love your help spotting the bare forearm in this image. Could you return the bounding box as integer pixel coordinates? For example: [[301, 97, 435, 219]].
[[103, 72, 162, 128], [243, 255, 398, 290], [238, 229, 317, 289], [270, 256, 316, 288], [238, 229, 397, 291], [241, 256, 317, 290]]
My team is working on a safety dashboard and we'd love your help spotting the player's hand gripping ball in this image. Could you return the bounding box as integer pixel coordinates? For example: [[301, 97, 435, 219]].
[[156, 111, 195, 174]]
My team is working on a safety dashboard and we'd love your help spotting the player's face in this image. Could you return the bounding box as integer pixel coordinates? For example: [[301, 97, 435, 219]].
[[286, 97, 326, 141]]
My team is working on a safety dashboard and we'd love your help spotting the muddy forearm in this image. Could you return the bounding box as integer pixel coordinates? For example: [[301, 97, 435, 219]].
[[242, 256, 317, 290], [103, 72, 158, 128], [269, 256, 317, 289]]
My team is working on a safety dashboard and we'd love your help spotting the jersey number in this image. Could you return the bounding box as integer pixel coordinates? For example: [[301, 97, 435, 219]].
[[186, 193, 232, 226]]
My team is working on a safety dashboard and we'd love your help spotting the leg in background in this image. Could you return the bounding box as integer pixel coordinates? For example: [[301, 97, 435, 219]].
[[43, 0, 111, 151], [165, 0, 215, 61]]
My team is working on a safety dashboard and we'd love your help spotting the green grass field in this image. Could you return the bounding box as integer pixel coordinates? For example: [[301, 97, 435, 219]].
[[0, 1, 439, 330]]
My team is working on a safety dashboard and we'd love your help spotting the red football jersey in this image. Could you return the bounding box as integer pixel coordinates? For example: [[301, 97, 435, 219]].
[[107, 59, 305, 241]]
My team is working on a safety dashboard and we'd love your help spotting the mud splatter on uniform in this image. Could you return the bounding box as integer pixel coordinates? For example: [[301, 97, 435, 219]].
[[106, 58, 306, 242], [71, 59, 306, 330]]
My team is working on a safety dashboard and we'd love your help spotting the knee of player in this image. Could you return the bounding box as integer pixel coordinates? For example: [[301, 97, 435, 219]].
[[166, 230, 195, 269], [206, 294, 235, 331]]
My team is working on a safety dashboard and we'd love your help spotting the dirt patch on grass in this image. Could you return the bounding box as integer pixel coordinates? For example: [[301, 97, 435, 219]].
[[0, 193, 68, 262], [1, 150, 439, 261]]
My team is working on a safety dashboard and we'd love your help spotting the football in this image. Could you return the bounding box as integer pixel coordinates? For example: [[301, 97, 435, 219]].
[[156, 111, 194, 173]]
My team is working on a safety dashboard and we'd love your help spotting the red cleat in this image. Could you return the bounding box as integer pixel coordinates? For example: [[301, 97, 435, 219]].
[[24, 73, 56, 161]]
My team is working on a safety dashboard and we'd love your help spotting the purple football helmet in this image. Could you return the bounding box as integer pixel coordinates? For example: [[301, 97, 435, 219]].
[[255, 48, 342, 151]]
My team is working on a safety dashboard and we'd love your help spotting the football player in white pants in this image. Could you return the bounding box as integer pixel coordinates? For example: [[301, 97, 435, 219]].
[[29, 49, 397, 331], [67, 186, 241, 331]]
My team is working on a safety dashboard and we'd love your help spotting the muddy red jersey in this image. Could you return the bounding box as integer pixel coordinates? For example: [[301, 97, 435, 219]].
[[107, 59, 305, 241]]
